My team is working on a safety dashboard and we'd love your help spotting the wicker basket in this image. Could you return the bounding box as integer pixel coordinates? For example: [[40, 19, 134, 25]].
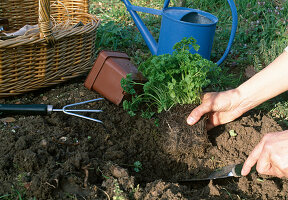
[[0, 0, 100, 97]]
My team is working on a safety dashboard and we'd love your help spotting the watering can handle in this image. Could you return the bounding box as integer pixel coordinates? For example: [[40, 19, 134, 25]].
[[216, 0, 238, 65], [163, 0, 170, 9], [163, 0, 238, 66]]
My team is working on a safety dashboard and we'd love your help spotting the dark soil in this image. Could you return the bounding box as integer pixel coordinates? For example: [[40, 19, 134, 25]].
[[0, 76, 287, 200]]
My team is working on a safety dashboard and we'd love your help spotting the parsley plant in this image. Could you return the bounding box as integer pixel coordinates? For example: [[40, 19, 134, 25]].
[[121, 37, 219, 117]]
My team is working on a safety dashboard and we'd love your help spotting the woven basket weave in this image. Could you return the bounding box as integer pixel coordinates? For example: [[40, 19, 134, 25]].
[[0, 0, 100, 97]]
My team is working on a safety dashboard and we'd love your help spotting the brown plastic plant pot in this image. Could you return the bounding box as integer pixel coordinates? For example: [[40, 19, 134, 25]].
[[84, 50, 145, 105]]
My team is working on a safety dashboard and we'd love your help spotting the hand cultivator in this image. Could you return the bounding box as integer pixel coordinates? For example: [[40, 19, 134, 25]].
[[0, 98, 104, 123]]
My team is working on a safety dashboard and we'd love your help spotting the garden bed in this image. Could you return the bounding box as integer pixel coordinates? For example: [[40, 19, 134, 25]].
[[0, 77, 287, 200]]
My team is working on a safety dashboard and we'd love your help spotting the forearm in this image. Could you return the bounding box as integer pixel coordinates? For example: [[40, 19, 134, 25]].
[[236, 50, 288, 112]]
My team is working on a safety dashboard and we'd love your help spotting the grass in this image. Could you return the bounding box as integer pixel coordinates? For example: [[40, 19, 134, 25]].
[[0, 188, 29, 200], [187, 0, 288, 68], [89, 0, 288, 119], [0, 173, 35, 200]]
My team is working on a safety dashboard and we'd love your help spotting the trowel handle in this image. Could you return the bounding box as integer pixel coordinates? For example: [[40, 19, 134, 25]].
[[233, 163, 257, 177], [0, 104, 52, 115]]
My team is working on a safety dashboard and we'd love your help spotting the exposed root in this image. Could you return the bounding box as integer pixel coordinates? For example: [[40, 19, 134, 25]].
[[92, 185, 110, 200], [45, 181, 56, 189], [82, 164, 91, 188], [53, 179, 59, 188]]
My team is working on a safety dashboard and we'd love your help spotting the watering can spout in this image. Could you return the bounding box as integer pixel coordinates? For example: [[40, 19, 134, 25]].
[[121, 0, 159, 55]]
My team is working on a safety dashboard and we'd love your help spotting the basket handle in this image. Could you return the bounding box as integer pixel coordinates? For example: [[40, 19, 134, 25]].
[[38, 0, 56, 45]]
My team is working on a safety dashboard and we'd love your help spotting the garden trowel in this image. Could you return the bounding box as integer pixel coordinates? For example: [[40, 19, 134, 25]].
[[180, 163, 257, 182]]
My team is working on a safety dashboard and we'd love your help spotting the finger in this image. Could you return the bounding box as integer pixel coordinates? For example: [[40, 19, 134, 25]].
[[252, 134, 285, 178], [262, 156, 287, 178], [187, 103, 211, 125], [206, 112, 219, 130], [264, 166, 284, 178], [256, 148, 272, 175], [209, 108, 243, 128], [206, 112, 232, 130], [241, 140, 265, 176], [207, 112, 224, 128]]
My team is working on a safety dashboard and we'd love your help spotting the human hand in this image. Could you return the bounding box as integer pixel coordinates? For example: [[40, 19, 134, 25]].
[[241, 131, 288, 178], [187, 89, 247, 130]]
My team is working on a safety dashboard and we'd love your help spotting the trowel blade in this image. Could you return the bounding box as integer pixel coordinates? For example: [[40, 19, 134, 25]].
[[180, 163, 245, 182], [206, 164, 236, 179]]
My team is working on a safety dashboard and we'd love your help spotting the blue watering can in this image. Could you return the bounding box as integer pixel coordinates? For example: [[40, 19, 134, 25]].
[[121, 0, 238, 65]]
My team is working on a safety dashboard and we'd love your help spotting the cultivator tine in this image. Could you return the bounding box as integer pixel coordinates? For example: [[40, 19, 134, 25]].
[[60, 98, 104, 123]]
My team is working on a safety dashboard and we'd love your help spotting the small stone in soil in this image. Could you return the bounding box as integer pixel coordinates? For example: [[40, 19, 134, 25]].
[[111, 165, 128, 178]]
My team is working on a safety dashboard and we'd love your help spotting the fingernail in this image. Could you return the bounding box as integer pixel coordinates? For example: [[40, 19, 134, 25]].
[[187, 117, 196, 125], [241, 169, 246, 176]]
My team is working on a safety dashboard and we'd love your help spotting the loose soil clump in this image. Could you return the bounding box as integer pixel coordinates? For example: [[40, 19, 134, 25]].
[[157, 104, 211, 180], [0, 77, 287, 200]]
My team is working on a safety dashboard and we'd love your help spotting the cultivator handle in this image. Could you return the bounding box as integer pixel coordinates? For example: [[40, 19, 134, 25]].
[[0, 104, 51, 115], [0, 99, 104, 123]]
